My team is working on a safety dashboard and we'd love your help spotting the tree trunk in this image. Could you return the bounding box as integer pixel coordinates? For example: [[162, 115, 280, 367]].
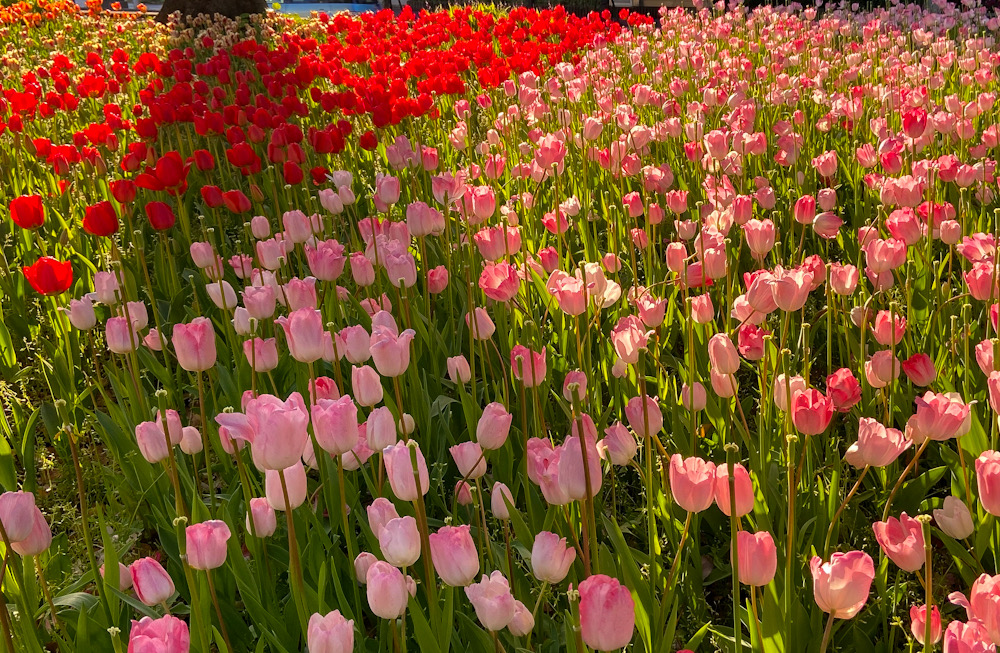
[[156, 0, 265, 22]]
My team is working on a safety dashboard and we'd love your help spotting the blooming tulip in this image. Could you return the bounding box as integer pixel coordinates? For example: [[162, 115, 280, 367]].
[[465, 572, 516, 631], [810, 551, 875, 618], [873, 512, 925, 572], [530, 531, 576, 583]]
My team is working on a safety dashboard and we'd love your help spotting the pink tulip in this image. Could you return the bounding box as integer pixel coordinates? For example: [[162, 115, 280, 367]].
[[100, 562, 132, 591], [275, 308, 326, 363], [366, 561, 409, 619], [578, 574, 635, 651], [242, 285, 276, 320], [910, 605, 942, 645], [10, 506, 51, 556], [949, 573, 1000, 643], [770, 266, 813, 312], [245, 498, 277, 537], [714, 463, 753, 517], [773, 375, 806, 413], [305, 239, 346, 282], [625, 395, 662, 438], [429, 525, 480, 587], [510, 345, 547, 387], [943, 619, 994, 653], [710, 370, 737, 398], [172, 317, 217, 372], [447, 356, 471, 384], [934, 496, 975, 540], [450, 441, 486, 479], [669, 455, 716, 513], [370, 325, 416, 377], [845, 418, 911, 468], [243, 337, 278, 372], [490, 482, 514, 519], [508, 600, 534, 636], [791, 389, 834, 435], [734, 530, 776, 586], [681, 382, 707, 411], [130, 557, 175, 606], [609, 316, 651, 365], [354, 553, 377, 583], [466, 307, 496, 340], [530, 531, 576, 583], [873, 512, 925, 572], [599, 422, 637, 466], [307, 610, 354, 653], [244, 392, 310, 471], [264, 462, 308, 511], [911, 391, 971, 442], [902, 353, 937, 387], [977, 451, 1000, 516], [379, 516, 421, 568], [865, 350, 901, 388], [829, 263, 859, 295], [61, 296, 97, 330], [479, 263, 521, 302], [383, 441, 429, 501], [546, 270, 587, 315], [810, 551, 875, 618], [351, 365, 384, 407], [557, 435, 602, 500], [707, 333, 740, 375], [428, 266, 450, 294], [474, 405, 512, 452], [185, 520, 231, 570], [826, 368, 861, 412], [311, 396, 359, 456], [465, 571, 516, 631], [127, 615, 189, 653]]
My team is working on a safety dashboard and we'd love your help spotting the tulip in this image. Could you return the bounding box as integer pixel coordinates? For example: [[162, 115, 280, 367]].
[[826, 368, 861, 412], [934, 496, 975, 540], [865, 350, 901, 388], [791, 389, 834, 435], [707, 333, 740, 375], [909, 605, 942, 645], [681, 382, 707, 411], [558, 435, 602, 500], [366, 561, 409, 619], [977, 451, 1000, 516], [466, 571, 516, 631], [873, 512, 925, 572], [245, 393, 310, 471], [872, 310, 906, 346], [370, 325, 416, 377], [450, 441, 486, 479], [599, 422, 638, 466], [714, 463, 753, 517], [127, 615, 190, 653], [429, 525, 480, 586], [669, 455, 716, 513], [338, 325, 371, 364], [311, 396, 359, 456], [845, 418, 911, 468], [379, 516, 421, 567], [11, 507, 51, 556], [530, 531, 576, 583], [130, 557, 175, 606], [949, 573, 1000, 644], [264, 462, 308, 511], [578, 574, 635, 651], [185, 520, 231, 570], [943, 620, 994, 653], [246, 498, 277, 537], [810, 551, 875, 618], [23, 257, 73, 295], [902, 353, 937, 387], [508, 600, 534, 636], [276, 308, 326, 364], [352, 365, 384, 407], [172, 317, 217, 372], [610, 316, 651, 365], [447, 355, 472, 384], [491, 482, 514, 519], [366, 406, 397, 452], [734, 530, 776, 586], [625, 395, 663, 437], [383, 441, 429, 501], [101, 562, 132, 591], [307, 610, 354, 653], [510, 344, 547, 387], [476, 402, 513, 450], [354, 553, 377, 583], [9, 194, 44, 230], [0, 491, 37, 543]]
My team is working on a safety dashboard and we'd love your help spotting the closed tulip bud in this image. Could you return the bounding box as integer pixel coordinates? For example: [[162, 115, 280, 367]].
[[793, 194, 816, 225], [311, 396, 359, 456], [901, 353, 936, 387], [476, 402, 513, 450], [276, 308, 325, 364], [0, 491, 37, 543], [976, 451, 1000, 516], [383, 441, 429, 501], [265, 462, 308, 511], [106, 316, 141, 354], [127, 615, 189, 653], [454, 480, 474, 506], [352, 365, 384, 407], [379, 516, 421, 567], [681, 382, 707, 411], [707, 333, 740, 375], [447, 355, 471, 384], [355, 552, 377, 583], [250, 215, 271, 239], [865, 350, 901, 389], [8, 505, 49, 556], [130, 558, 175, 606], [307, 610, 354, 653], [578, 575, 635, 651], [179, 426, 203, 455], [61, 296, 97, 331], [714, 463, 753, 517], [366, 561, 409, 619], [709, 369, 738, 398], [185, 520, 231, 570], [558, 436, 603, 500], [933, 496, 974, 539], [910, 605, 942, 645], [734, 530, 777, 586], [810, 551, 874, 619], [625, 395, 662, 437], [450, 442, 487, 479], [690, 294, 714, 323], [172, 317, 217, 372], [491, 482, 514, 519], [466, 572, 516, 631], [366, 498, 400, 539], [135, 421, 173, 464], [427, 266, 449, 294], [429, 525, 480, 586], [363, 406, 395, 452], [101, 562, 132, 591], [826, 368, 861, 412], [246, 497, 277, 537], [530, 531, 576, 583], [508, 600, 534, 636]]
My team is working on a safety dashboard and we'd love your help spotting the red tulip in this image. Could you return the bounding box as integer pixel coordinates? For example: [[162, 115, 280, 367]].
[[9, 195, 44, 230], [145, 201, 176, 231], [83, 200, 118, 237], [110, 179, 137, 204], [222, 190, 251, 214], [200, 185, 224, 209], [23, 257, 72, 295]]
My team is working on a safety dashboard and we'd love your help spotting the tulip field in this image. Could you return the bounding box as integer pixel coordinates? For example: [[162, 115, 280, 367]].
[[10, 0, 1000, 650]]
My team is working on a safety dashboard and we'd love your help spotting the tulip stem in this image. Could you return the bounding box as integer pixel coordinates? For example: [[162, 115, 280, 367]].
[[408, 445, 439, 628], [278, 469, 309, 636], [727, 450, 743, 653], [206, 569, 234, 653], [638, 352, 658, 630], [818, 612, 836, 653], [196, 371, 217, 513], [823, 466, 870, 556], [34, 557, 63, 639]]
